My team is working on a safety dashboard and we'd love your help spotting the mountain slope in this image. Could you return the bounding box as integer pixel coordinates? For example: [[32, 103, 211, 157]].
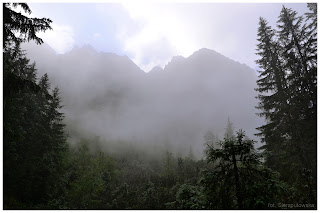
[[23, 42, 263, 157]]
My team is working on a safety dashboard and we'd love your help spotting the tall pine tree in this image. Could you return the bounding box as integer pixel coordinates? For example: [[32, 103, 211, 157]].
[[3, 3, 68, 209], [255, 4, 317, 198]]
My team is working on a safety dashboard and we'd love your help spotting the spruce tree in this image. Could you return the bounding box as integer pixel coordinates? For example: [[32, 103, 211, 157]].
[[3, 3, 52, 48], [202, 130, 288, 209], [277, 5, 316, 175], [3, 3, 68, 209], [255, 4, 317, 192], [255, 17, 290, 179], [204, 130, 219, 151], [224, 118, 235, 140]]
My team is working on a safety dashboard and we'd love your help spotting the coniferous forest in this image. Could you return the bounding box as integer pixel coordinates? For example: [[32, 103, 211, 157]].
[[3, 3, 317, 210]]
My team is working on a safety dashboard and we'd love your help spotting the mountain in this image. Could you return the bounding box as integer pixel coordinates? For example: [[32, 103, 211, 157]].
[[22, 42, 264, 157], [148, 66, 163, 73]]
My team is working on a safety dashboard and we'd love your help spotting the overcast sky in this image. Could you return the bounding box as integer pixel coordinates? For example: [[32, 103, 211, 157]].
[[28, 2, 309, 72]]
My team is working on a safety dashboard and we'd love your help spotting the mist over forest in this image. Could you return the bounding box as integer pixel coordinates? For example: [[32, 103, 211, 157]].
[[23, 41, 263, 157], [4, 3, 317, 210]]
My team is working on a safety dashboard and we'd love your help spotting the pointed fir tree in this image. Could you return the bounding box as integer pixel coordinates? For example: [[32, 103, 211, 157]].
[[3, 3, 52, 48], [255, 5, 317, 189], [278, 5, 316, 176], [3, 3, 69, 208], [224, 118, 235, 140], [201, 130, 289, 209], [255, 17, 290, 178], [204, 130, 220, 152]]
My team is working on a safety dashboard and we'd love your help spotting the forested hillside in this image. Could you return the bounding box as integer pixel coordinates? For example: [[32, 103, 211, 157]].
[[3, 3, 317, 210]]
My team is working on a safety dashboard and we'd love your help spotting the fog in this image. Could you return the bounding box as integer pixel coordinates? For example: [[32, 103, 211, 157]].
[[23, 42, 264, 158]]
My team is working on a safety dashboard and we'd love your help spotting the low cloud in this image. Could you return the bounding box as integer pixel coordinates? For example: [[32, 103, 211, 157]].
[[23, 43, 264, 158]]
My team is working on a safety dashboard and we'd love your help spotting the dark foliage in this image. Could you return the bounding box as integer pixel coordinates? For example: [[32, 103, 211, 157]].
[[3, 3, 52, 48], [201, 130, 291, 209], [3, 3, 67, 209], [3, 3, 316, 210], [255, 4, 317, 205]]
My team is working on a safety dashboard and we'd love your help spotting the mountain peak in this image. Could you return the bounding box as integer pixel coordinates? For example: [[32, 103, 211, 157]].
[[171, 55, 185, 61], [149, 66, 163, 73], [190, 48, 221, 58], [70, 44, 96, 54]]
